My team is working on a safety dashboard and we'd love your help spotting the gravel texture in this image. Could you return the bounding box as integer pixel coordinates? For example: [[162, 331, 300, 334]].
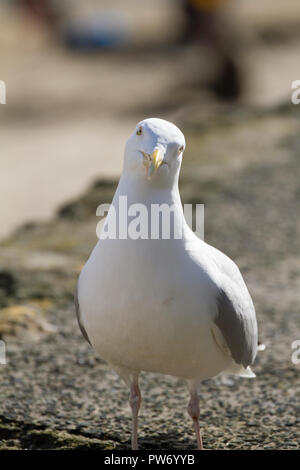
[[0, 105, 299, 450]]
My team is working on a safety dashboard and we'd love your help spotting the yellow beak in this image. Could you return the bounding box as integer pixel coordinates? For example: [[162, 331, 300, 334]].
[[147, 148, 164, 179]]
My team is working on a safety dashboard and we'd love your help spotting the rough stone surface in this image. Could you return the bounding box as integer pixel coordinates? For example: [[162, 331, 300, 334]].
[[0, 106, 299, 450]]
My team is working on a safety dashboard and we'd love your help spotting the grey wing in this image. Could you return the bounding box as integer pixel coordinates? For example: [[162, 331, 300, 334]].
[[75, 283, 91, 345], [214, 288, 257, 368]]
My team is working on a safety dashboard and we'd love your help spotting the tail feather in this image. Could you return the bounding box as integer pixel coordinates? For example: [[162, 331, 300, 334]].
[[223, 363, 256, 378]]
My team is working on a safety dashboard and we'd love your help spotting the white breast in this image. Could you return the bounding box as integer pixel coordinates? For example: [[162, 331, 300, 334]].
[[78, 235, 232, 380]]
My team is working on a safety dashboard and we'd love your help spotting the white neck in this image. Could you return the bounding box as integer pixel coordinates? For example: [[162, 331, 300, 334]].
[[103, 172, 186, 241], [114, 172, 182, 208]]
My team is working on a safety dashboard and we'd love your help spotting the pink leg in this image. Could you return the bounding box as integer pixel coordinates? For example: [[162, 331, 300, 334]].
[[129, 378, 141, 450], [187, 389, 203, 450]]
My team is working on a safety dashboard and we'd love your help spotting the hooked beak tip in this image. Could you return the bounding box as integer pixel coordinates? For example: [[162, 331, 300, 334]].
[[146, 148, 164, 179]]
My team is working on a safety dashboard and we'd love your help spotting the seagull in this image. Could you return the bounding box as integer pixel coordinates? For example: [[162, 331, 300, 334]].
[[75, 118, 258, 450]]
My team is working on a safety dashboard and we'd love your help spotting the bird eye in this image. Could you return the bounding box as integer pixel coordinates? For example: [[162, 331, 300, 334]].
[[136, 127, 143, 136], [179, 145, 184, 153]]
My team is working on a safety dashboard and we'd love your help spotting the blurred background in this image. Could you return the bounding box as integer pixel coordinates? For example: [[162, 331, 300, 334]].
[[0, 0, 299, 450], [1, 0, 300, 238]]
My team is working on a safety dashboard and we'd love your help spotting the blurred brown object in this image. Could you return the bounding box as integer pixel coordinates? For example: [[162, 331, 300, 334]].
[[19, 0, 59, 27], [186, 0, 228, 10], [183, 0, 230, 43], [182, 0, 241, 100]]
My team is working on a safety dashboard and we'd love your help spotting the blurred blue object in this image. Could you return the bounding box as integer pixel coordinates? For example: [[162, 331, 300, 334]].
[[64, 10, 130, 50]]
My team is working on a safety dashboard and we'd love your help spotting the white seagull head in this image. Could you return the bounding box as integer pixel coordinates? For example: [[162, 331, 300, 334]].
[[123, 118, 186, 186]]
